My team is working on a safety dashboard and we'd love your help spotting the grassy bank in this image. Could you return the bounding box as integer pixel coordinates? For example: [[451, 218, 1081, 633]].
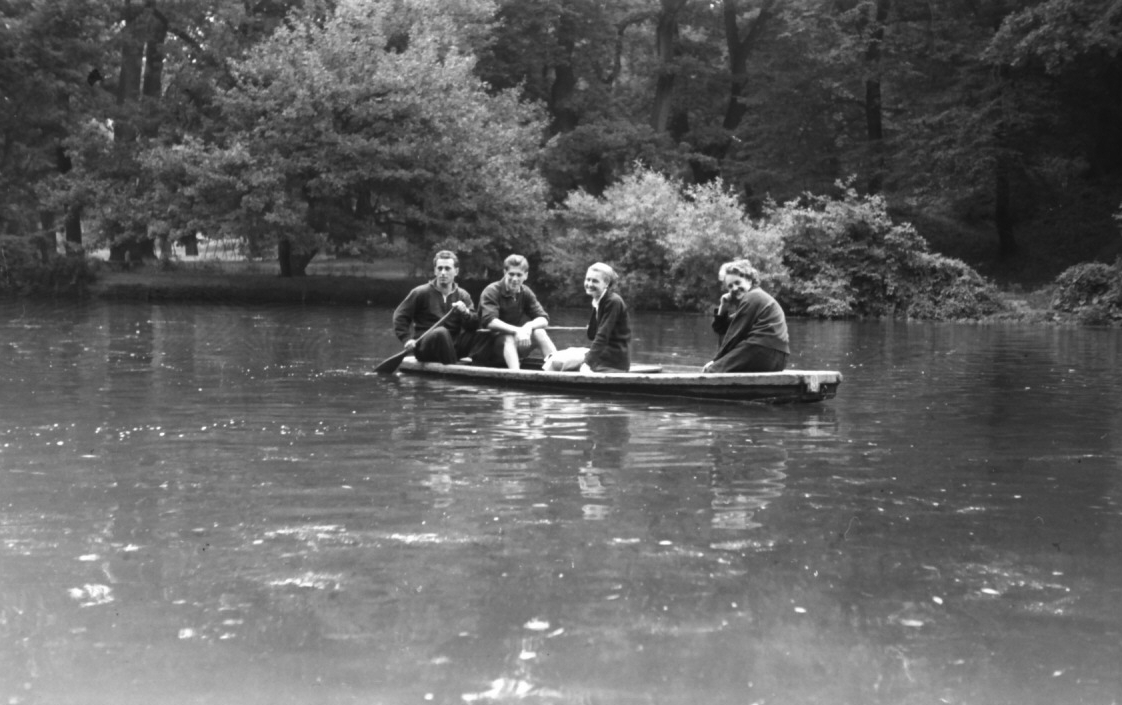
[[86, 260, 499, 307], [89, 268, 420, 306], [86, 264, 1080, 325]]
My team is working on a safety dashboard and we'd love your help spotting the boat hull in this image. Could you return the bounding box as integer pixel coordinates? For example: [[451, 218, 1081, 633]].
[[396, 359, 841, 404]]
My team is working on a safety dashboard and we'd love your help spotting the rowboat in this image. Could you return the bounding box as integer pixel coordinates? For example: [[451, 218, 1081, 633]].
[[396, 358, 841, 404]]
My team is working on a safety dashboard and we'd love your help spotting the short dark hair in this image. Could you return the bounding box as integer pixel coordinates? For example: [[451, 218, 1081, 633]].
[[433, 250, 458, 267], [503, 254, 529, 272]]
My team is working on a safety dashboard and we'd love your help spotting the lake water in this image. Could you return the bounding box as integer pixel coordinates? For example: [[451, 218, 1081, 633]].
[[1, 300, 1120, 705]]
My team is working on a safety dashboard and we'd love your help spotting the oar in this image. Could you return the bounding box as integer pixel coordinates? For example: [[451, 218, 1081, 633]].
[[374, 308, 457, 375]]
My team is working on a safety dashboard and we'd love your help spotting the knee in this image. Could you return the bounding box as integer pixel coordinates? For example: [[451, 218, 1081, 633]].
[[531, 329, 554, 346]]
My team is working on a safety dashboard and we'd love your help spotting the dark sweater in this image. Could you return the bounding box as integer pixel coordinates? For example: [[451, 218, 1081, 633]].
[[711, 287, 789, 362], [392, 281, 478, 342], [584, 291, 631, 372]]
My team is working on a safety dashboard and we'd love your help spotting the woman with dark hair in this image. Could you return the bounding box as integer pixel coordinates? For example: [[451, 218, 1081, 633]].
[[702, 259, 789, 373]]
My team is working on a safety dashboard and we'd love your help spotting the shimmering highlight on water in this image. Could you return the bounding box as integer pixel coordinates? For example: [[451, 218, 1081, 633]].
[[1, 301, 1120, 705]]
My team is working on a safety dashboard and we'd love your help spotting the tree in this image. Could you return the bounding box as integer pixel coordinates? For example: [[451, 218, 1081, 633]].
[[987, 0, 1122, 177], [156, 0, 548, 275], [0, 0, 110, 244], [33, 0, 306, 265], [479, 0, 675, 200]]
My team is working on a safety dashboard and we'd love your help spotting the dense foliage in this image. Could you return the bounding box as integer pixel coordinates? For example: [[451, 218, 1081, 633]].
[[772, 187, 1008, 319], [544, 171, 1006, 319], [1, 0, 1120, 316], [1051, 258, 1122, 324], [541, 166, 784, 309], [0, 237, 95, 297]]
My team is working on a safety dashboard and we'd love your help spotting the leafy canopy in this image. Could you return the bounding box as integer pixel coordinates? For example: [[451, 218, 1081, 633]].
[[146, 0, 548, 271]]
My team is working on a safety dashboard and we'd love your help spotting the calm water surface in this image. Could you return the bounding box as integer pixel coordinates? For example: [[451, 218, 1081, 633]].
[[1, 300, 1120, 705]]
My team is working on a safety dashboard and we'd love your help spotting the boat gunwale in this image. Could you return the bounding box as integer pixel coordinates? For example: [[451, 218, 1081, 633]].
[[396, 358, 842, 392]]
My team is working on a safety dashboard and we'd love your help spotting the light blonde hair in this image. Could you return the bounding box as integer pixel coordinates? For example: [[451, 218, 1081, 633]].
[[586, 262, 619, 288]]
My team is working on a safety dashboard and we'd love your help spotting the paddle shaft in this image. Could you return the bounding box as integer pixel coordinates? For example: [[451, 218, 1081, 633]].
[[374, 307, 458, 374]]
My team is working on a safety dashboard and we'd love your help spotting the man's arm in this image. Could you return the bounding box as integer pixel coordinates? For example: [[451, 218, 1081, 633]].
[[487, 318, 524, 334], [392, 289, 419, 343], [455, 290, 479, 331]]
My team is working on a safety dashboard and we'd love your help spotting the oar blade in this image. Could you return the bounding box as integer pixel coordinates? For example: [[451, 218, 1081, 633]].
[[373, 349, 408, 374], [375, 309, 455, 375]]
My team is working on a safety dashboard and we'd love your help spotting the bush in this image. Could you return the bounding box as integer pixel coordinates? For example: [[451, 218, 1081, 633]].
[[543, 173, 1006, 319], [773, 185, 1007, 319], [0, 236, 96, 297], [1051, 259, 1122, 324], [542, 166, 786, 310]]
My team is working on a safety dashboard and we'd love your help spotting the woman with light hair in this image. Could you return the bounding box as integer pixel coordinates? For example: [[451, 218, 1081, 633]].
[[580, 262, 631, 372], [702, 259, 789, 373]]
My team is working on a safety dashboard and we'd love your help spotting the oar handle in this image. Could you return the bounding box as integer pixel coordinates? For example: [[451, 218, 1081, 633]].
[[414, 308, 458, 344], [374, 307, 459, 374]]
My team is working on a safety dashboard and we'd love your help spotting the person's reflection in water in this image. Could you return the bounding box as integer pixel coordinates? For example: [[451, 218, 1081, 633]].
[[420, 465, 455, 509], [497, 393, 550, 442], [578, 408, 630, 521], [707, 442, 788, 545]]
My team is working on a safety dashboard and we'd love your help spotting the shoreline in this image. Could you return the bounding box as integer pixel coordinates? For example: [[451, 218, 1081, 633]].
[[88, 269, 423, 307], [74, 267, 1088, 325]]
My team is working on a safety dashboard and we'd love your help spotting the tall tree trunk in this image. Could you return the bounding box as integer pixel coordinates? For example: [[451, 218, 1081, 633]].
[[140, 10, 168, 138], [277, 240, 316, 277], [111, 2, 167, 262], [37, 212, 57, 260], [651, 0, 687, 133], [995, 67, 1017, 258], [109, 1, 145, 262], [181, 233, 198, 256], [114, 0, 143, 143], [141, 17, 166, 99], [278, 240, 294, 277], [721, 0, 774, 132], [549, 2, 578, 135], [65, 206, 82, 246], [994, 151, 1016, 257], [863, 0, 891, 193]]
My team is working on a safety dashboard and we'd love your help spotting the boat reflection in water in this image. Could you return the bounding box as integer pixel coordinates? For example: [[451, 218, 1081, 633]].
[[2, 302, 1120, 705], [386, 384, 831, 705]]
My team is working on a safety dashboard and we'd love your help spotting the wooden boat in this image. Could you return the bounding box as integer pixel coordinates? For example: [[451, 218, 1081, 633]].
[[396, 357, 841, 404]]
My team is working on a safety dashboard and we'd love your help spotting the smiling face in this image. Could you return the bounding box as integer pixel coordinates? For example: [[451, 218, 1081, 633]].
[[723, 272, 752, 302], [502, 265, 528, 292], [584, 268, 608, 300], [433, 257, 458, 289]]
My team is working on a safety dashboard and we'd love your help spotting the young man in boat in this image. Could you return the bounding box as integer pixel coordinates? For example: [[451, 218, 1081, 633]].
[[469, 254, 557, 369], [392, 250, 479, 364], [702, 259, 789, 373]]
